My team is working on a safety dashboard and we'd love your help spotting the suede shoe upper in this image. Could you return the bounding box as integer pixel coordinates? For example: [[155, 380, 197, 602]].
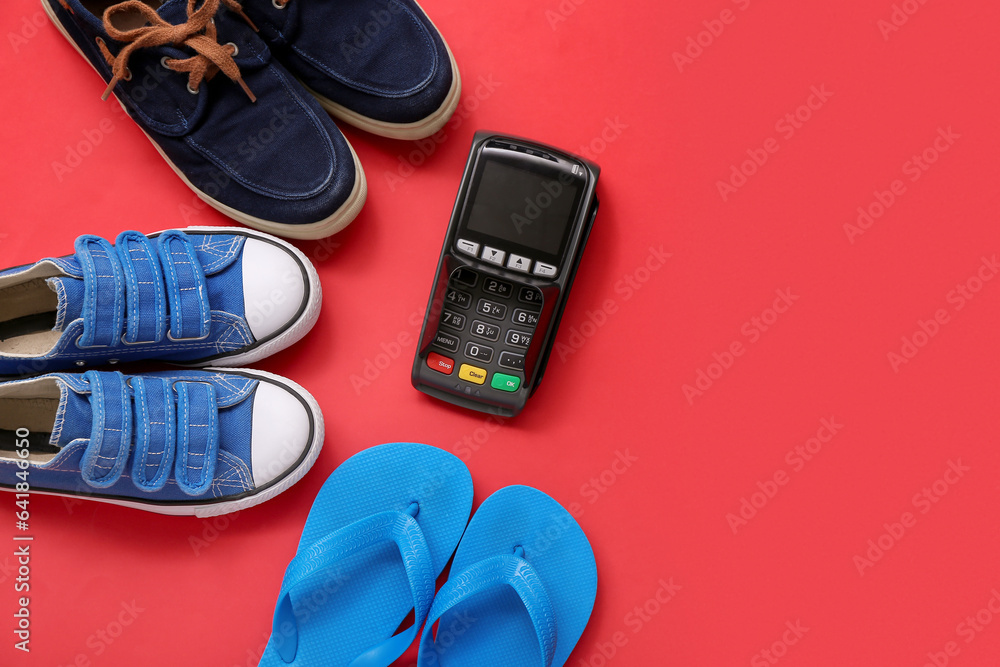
[[46, 0, 363, 230], [244, 0, 457, 128]]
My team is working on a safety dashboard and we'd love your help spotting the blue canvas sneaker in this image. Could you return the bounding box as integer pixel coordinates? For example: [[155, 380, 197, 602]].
[[241, 0, 461, 140], [0, 227, 320, 377], [0, 368, 322, 515], [43, 0, 367, 239]]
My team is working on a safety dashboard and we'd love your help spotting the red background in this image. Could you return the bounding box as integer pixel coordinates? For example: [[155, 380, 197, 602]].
[[3, 0, 1000, 665]]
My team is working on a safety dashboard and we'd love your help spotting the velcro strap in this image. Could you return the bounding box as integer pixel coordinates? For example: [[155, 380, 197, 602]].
[[418, 555, 557, 667], [75, 236, 125, 348], [80, 371, 132, 488], [116, 231, 168, 344], [130, 377, 175, 492], [158, 231, 211, 340], [174, 381, 219, 496]]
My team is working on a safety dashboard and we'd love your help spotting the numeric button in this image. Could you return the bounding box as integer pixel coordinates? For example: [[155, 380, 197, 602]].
[[465, 342, 494, 363], [470, 320, 501, 341], [451, 267, 478, 287], [477, 298, 507, 320], [505, 330, 532, 348], [483, 277, 513, 298], [512, 309, 539, 327], [445, 289, 471, 309], [518, 286, 542, 305], [440, 311, 466, 331]]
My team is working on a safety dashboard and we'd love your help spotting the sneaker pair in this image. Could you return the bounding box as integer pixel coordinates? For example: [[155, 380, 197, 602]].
[[0, 227, 325, 515], [43, 0, 461, 239]]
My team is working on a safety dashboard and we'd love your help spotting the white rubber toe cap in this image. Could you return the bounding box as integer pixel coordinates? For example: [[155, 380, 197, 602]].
[[241, 238, 307, 342], [250, 381, 313, 488]]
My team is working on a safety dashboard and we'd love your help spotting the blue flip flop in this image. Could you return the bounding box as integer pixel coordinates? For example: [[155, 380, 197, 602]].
[[417, 485, 598, 667], [258, 443, 473, 667]]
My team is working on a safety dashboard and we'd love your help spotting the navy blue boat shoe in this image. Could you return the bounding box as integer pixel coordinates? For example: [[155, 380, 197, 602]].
[[241, 0, 462, 140], [43, 0, 367, 239]]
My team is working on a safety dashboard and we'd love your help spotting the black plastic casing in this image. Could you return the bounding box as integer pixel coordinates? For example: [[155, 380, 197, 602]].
[[411, 131, 600, 417]]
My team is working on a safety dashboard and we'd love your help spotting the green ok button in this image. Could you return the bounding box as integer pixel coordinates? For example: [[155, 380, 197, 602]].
[[490, 372, 521, 392]]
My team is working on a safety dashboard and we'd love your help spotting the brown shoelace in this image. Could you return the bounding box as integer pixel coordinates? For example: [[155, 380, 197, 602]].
[[97, 0, 259, 102]]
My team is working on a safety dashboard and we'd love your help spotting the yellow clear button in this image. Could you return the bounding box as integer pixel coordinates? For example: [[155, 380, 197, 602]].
[[458, 363, 487, 385]]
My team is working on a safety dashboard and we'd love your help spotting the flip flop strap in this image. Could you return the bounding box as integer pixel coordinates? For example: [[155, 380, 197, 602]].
[[418, 554, 558, 667], [272, 510, 437, 666]]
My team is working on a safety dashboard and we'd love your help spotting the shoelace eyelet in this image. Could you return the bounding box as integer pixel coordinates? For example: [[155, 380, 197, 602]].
[[187, 82, 200, 95], [272, 0, 286, 8], [122, 67, 132, 82], [160, 56, 171, 70], [226, 42, 239, 57]]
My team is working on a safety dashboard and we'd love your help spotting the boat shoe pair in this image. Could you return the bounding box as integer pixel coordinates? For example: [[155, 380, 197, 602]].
[[0, 227, 325, 515], [43, 0, 461, 239]]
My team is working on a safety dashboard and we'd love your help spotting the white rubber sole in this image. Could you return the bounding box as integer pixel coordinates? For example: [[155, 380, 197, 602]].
[[42, 0, 367, 240], [0, 368, 325, 517], [303, 3, 462, 141], [171, 226, 323, 369]]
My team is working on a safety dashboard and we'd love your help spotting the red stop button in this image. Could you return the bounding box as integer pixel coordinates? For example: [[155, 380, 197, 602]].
[[427, 352, 455, 375]]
